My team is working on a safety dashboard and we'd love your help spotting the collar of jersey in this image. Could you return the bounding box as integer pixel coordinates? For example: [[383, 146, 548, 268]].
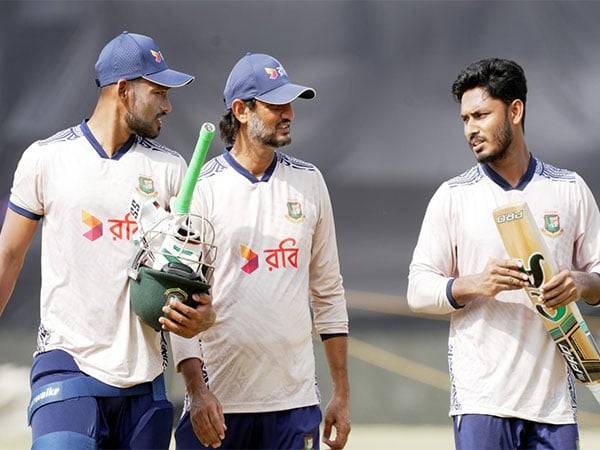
[[81, 120, 136, 161], [481, 155, 537, 191], [222, 147, 278, 184]]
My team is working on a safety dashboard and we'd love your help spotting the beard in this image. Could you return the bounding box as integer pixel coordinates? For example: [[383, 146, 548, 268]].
[[125, 110, 161, 139], [124, 89, 161, 139], [247, 111, 291, 148], [475, 112, 513, 164]]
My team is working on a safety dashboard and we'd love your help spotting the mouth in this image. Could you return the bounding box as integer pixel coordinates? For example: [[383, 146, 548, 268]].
[[470, 139, 485, 153], [278, 121, 291, 133]]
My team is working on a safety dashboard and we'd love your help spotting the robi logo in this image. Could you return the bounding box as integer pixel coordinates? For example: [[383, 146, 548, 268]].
[[82, 210, 102, 241], [81, 210, 137, 242], [150, 50, 163, 63], [264, 66, 287, 80], [240, 238, 299, 274], [240, 245, 259, 274]]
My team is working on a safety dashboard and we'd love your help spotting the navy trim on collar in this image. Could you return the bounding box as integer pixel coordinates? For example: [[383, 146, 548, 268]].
[[222, 148, 277, 184], [481, 155, 537, 191], [80, 120, 135, 161]]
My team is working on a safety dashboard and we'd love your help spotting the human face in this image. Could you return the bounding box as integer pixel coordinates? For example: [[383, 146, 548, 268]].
[[124, 79, 172, 138], [247, 100, 294, 148], [460, 87, 513, 164]]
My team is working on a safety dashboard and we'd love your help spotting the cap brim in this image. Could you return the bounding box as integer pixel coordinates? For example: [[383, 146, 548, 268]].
[[143, 69, 194, 88], [255, 83, 316, 105]]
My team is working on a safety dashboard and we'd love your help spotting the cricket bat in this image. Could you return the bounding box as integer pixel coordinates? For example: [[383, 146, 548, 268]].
[[493, 202, 600, 403]]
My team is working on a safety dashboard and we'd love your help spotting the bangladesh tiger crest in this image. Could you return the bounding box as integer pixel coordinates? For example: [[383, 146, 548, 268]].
[[164, 288, 188, 304], [285, 201, 304, 223], [541, 213, 563, 237], [137, 176, 156, 196]]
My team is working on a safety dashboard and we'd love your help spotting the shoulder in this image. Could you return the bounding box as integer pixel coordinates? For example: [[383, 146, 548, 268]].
[[445, 165, 484, 188], [136, 137, 186, 165], [36, 124, 84, 147], [199, 154, 230, 180], [277, 152, 317, 172], [17, 125, 83, 167], [535, 159, 577, 183]]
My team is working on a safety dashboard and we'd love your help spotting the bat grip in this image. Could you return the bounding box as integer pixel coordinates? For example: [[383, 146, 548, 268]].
[[173, 123, 215, 214]]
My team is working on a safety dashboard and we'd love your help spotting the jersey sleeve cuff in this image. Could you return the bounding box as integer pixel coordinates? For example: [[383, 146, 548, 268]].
[[446, 278, 464, 310], [320, 333, 348, 341], [8, 201, 43, 221]]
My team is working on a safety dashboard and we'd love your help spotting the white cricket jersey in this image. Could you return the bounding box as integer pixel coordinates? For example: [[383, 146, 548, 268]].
[[9, 121, 186, 387], [171, 149, 348, 413], [408, 156, 600, 424]]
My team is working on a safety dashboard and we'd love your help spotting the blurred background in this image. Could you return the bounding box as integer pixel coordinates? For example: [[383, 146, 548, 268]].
[[2, 1, 600, 448]]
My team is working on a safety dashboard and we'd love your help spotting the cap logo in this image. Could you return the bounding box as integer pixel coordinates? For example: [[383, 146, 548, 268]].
[[150, 50, 163, 63], [264, 66, 287, 80]]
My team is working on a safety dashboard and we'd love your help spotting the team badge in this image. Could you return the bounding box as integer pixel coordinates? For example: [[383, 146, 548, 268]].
[[285, 201, 304, 223], [164, 288, 188, 304], [303, 434, 313, 450], [541, 212, 563, 237], [137, 176, 156, 196]]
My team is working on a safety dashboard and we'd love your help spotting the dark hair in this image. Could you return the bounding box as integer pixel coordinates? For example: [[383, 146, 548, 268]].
[[219, 99, 256, 145], [451, 58, 527, 130]]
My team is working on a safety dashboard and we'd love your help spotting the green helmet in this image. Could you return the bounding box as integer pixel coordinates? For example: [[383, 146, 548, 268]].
[[128, 212, 217, 331]]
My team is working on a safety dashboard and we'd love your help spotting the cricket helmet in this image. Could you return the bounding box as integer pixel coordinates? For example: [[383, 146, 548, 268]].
[[128, 211, 217, 331]]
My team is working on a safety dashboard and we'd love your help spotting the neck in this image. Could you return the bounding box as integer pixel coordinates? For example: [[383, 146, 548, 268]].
[[86, 99, 133, 158], [487, 140, 530, 188], [230, 133, 275, 177]]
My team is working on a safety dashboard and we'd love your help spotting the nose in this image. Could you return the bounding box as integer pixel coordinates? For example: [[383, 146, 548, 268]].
[[464, 118, 478, 140], [281, 103, 294, 121], [162, 96, 172, 114]]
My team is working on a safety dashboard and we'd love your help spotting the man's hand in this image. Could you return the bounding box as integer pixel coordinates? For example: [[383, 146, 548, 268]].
[[473, 258, 530, 296], [322, 394, 351, 450], [189, 386, 226, 448], [159, 293, 215, 338], [452, 258, 530, 306], [541, 270, 580, 308]]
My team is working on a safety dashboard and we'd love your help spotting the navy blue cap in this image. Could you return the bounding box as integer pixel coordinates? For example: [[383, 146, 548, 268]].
[[95, 31, 194, 88], [223, 53, 315, 109]]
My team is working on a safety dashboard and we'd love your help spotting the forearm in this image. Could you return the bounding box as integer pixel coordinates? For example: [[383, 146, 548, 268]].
[[575, 271, 600, 306], [0, 250, 26, 317], [450, 274, 484, 307], [179, 357, 209, 396], [322, 336, 350, 399], [0, 210, 38, 316]]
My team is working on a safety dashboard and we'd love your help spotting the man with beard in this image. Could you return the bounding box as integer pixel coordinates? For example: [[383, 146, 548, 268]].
[[408, 58, 600, 450], [0, 32, 215, 449], [170, 53, 351, 450]]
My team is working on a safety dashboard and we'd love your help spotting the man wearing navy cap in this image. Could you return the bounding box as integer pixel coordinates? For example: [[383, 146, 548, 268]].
[[171, 53, 351, 450], [0, 31, 214, 449]]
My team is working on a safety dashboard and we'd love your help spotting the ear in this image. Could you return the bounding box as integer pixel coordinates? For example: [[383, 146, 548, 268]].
[[231, 99, 251, 125], [116, 79, 131, 100], [509, 99, 524, 126]]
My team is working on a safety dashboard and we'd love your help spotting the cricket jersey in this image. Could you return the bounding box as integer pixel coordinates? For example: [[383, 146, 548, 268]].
[[171, 148, 348, 413], [408, 155, 600, 424], [9, 121, 186, 387]]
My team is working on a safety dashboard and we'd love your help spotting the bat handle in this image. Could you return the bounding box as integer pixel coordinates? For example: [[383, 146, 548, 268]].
[[172, 122, 215, 215]]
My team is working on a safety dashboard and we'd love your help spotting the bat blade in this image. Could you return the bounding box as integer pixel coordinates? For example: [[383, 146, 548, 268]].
[[493, 202, 600, 403]]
